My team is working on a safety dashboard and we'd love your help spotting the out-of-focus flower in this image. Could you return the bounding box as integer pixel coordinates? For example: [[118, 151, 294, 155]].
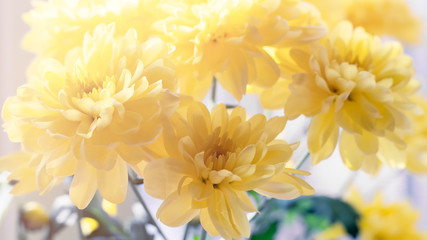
[[102, 199, 118, 217], [144, 102, 314, 240], [283, 22, 419, 174], [23, 0, 169, 61], [314, 223, 347, 240], [1, 23, 179, 209], [347, 190, 427, 240], [405, 96, 427, 173], [157, 0, 325, 100], [80, 217, 99, 236], [20, 201, 50, 231], [306, 0, 422, 44]]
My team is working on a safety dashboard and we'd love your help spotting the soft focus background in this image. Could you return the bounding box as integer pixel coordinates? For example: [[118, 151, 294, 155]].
[[1, 0, 427, 239]]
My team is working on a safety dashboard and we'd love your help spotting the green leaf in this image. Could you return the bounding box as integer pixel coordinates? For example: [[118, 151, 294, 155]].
[[286, 196, 360, 238], [251, 221, 279, 240], [248, 190, 260, 208]]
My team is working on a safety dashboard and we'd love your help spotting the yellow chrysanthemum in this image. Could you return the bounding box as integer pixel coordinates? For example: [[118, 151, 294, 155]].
[[347, 190, 427, 240], [282, 22, 419, 174], [143, 102, 314, 240], [1, 23, 179, 209], [23, 0, 168, 61], [405, 96, 427, 173], [314, 223, 346, 240], [306, 0, 421, 44], [157, 0, 325, 100]]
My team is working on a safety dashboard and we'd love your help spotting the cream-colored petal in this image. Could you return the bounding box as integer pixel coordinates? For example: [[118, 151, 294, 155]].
[[156, 187, 199, 227], [116, 144, 151, 164], [82, 140, 118, 170], [200, 209, 220, 237], [308, 110, 339, 164], [144, 158, 194, 199], [206, 189, 239, 240], [10, 169, 38, 195], [222, 186, 251, 238], [0, 152, 32, 172], [69, 160, 98, 209], [264, 116, 287, 143], [339, 131, 367, 171], [97, 159, 128, 204]]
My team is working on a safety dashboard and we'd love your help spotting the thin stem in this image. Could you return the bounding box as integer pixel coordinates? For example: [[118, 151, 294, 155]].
[[337, 171, 358, 198], [201, 228, 207, 240], [211, 77, 217, 104], [296, 152, 310, 170], [367, 170, 405, 198], [182, 223, 191, 240], [128, 175, 167, 240]]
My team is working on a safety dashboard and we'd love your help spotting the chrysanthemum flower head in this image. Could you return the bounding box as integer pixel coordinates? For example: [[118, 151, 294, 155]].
[[404, 96, 427, 173], [346, 0, 422, 44], [347, 190, 427, 240], [1, 23, 179, 209], [158, 0, 325, 100], [23, 0, 168, 60], [306, 0, 421, 44], [144, 102, 313, 240], [282, 22, 419, 173]]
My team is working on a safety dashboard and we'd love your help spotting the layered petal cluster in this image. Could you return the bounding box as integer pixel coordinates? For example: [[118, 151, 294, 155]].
[[1, 23, 179, 208], [404, 96, 427, 173], [23, 0, 168, 61], [157, 0, 325, 100], [306, 0, 421, 44], [144, 102, 313, 239], [284, 22, 419, 173], [348, 190, 427, 240]]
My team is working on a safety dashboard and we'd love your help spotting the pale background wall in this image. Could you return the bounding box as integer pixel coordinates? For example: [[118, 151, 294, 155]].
[[0, 0, 427, 239]]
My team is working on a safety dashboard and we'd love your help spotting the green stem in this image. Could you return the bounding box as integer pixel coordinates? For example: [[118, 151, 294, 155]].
[[296, 153, 310, 170], [211, 77, 217, 104], [182, 223, 191, 240], [338, 171, 358, 198], [201, 228, 207, 240], [128, 175, 167, 240]]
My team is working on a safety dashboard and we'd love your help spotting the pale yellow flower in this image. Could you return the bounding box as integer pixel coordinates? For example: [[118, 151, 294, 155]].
[[20, 201, 50, 231], [405, 96, 427, 173], [306, 0, 422, 44], [347, 190, 427, 240], [314, 223, 347, 240], [283, 22, 419, 174], [144, 102, 314, 240], [23, 0, 168, 61], [1, 23, 179, 209], [157, 0, 325, 100]]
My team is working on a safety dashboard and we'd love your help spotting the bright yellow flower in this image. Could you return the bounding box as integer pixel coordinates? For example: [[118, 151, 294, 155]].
[[404, 96, 427, 173], [80, 217, 99, 236], [20, 201, 50, 231], [283, 22, 419, 174], [143, 102, 314, 240], [347, 190, 427, 240], [23, 0, 167, 61], [1, 23, 179, 209], [306, 0, 421, 44], [102, 199, 118, 217], [158, 0, 325, 100]]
